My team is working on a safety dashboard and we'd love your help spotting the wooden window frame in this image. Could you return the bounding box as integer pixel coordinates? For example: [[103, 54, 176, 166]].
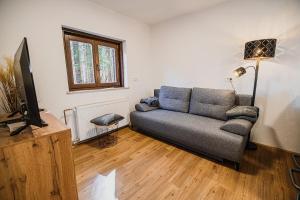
[[63, 28, 124, 91]]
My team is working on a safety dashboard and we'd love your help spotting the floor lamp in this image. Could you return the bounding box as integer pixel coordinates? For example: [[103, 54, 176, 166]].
[[233, 38, 277, 150]]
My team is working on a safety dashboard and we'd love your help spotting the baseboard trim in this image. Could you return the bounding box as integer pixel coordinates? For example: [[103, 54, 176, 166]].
[[74, 125, 299, 155], [253, 141, 299, 155]]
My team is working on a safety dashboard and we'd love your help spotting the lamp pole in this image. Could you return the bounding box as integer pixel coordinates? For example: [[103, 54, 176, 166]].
[[251, 58, 260, 106], [246, 58, 261, 150]]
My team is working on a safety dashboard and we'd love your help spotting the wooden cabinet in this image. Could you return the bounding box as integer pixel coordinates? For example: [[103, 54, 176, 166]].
[[0, 112, 78, 200]]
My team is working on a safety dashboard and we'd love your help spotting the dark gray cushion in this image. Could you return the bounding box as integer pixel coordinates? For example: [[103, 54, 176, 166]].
[[233, 116, 257, 123], [135, 103, 159, 112], [90, 113, 124, 126], [159, 86, 191, 113], [140, 97, 159, 107], [189, 88, 235, 120], [220, 119, 253, 136], [130, 109, 247, 162], [226, 106, 259, 118]]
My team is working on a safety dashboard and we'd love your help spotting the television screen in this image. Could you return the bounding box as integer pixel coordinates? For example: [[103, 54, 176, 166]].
[[13, 37, 45, 127]]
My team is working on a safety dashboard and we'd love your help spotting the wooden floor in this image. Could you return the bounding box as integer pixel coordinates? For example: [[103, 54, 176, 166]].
[[73, 128, 296, 200]]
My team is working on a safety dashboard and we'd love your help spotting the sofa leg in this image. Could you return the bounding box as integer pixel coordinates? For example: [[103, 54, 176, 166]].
[[234, 162, 240, 171]]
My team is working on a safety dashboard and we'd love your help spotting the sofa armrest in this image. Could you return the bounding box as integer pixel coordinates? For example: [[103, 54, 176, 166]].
[[220, 119, 253, 136], [235, 94, 252, 106], [135, 103, 159, 112]]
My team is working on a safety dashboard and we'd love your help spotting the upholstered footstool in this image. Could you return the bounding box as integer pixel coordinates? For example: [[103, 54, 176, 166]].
[[90, 113, 124, 146]]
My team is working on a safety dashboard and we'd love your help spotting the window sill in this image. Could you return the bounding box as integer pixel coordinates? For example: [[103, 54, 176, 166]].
[[66, 87, 130, 95]]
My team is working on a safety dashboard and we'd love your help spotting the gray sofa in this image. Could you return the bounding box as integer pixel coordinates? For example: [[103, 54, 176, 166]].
[[130, 86, 255, 170]]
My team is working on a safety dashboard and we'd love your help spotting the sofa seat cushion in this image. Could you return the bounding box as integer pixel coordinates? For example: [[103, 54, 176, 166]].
[[220, 119, 253, 136], [159, 86, 192, 113], [130, 109, 247, 162], [189, 88, 235, 120]]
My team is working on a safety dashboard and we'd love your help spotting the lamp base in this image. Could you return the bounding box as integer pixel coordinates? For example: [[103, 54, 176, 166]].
[[246, 141, 257, 150]]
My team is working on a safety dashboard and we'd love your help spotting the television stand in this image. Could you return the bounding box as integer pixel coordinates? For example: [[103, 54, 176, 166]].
[[0, 112, 78, 199]]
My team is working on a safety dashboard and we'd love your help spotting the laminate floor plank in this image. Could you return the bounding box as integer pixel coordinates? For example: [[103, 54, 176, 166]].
[[73, 128, 296, 200]]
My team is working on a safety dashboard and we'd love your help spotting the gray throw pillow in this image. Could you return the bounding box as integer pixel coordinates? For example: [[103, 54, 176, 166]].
[[234, 116, 258, 123], [226, 106, 259, 118], [135, 103, 159, 112], [140, 97, 159, 107], [90, 113, 124, 126], [189, 88, 236, 120], [220, 119, 252, 136]]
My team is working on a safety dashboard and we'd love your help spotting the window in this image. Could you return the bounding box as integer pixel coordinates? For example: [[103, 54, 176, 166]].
[[63, 28, 124, 91]]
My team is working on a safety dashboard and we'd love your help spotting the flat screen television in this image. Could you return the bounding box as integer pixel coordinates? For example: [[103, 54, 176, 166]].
[[9, 37, 47, 135]]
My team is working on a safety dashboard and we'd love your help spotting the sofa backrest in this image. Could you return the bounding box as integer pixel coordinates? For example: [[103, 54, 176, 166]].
[[154, 89, 251, 106], [154, 88, 252, 119], [159, 86, 192, 113], [189, 88, 236, 120]]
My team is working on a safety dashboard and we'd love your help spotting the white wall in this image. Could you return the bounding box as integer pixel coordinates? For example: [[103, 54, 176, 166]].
[[151, 0, 300, 153], [0, 0, 157, 121]]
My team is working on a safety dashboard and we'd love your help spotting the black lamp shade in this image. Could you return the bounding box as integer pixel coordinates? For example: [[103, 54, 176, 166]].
[[244, 39, 277, 60]]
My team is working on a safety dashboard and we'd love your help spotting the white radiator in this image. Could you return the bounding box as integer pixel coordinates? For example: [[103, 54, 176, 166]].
[[65, 98, 130, 143]]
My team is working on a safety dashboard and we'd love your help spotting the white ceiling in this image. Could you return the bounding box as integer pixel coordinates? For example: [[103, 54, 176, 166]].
[[91, 0, 229, 24]]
